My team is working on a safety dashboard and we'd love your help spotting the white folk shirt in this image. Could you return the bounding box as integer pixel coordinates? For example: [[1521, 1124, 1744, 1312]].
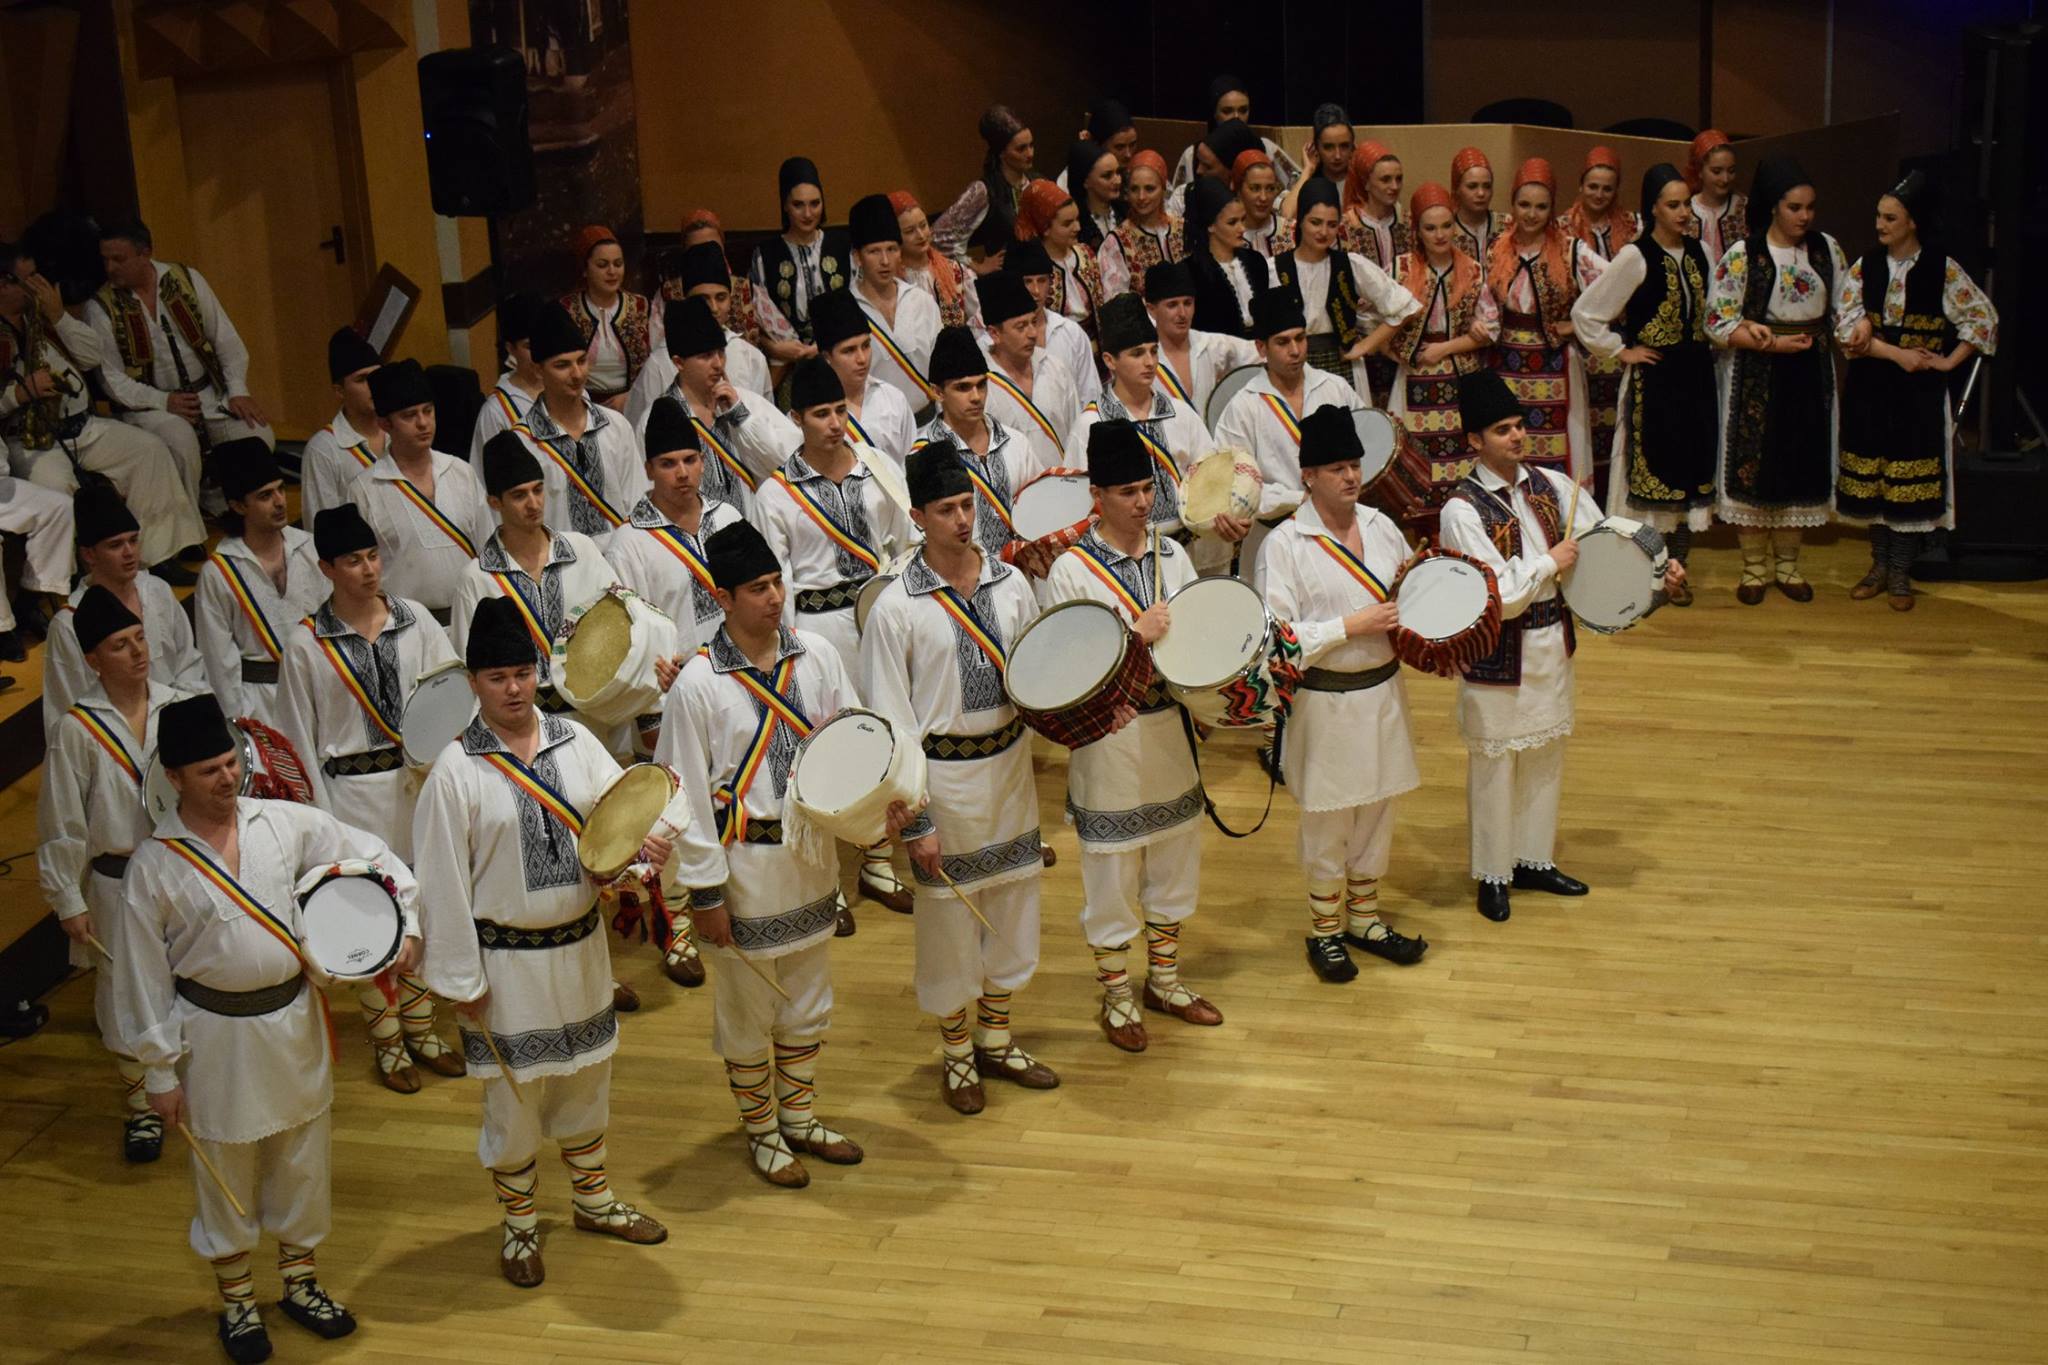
[[194, 527, 325, 727], [298, 410, 382, 530], [43, 573, 205, 737], [844, 376, 917, 470], [633, 383, 798, 520], [38, 680, 182, 915], [88, 261, 253, 412], [275, 596, 458, 859], [757, 445, 916, 670], [470, 374, 540, 462], [1068, 384, 1218, 565], [1296, 251, 1422, 401], [1044, 531, 1202, 853], [1254, 501, 1420, 812], [984, 349, 1081, 474], [345, 450, 494, 614], [1154, 327, 1259, 425], [1213, 365, 1359, 521], [516, 396, 647, 553], [448, 528, 621, 693], [413, 714, 622, 1081], [1437, 463, 1600, 754], [0, 313, 130, 453], [606, 496, 745, 656], [114, 797, 419, 1141], [657, 627, 860, 958], [621, 331, 772, 432], [856, 279, 943, 412], [913, 413, 1050, 564], [1043, 309, 1103, 403], [857, 550, 1043, 889]]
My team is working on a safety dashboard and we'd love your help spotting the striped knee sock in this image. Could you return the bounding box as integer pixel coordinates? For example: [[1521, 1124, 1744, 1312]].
[[558, 1133, 614, 1217], [1091, 943, 1139, 1027], [490, 1159, 539, 1232], [724, 1058, 777, 1136], [666, 909, 698, 964], [772, 1041, 821, 1135], [1307, 880, 1343, 938], [938, 1008, 972, 1057], [396, 974, 453, 1059], [355, 980, 406, 1072], [973, 989, 1012, 1050], [277, 1243, 316, 1289], [212, 1251, 255, 1309], [1346, 876, 1386, 940], [1143, 920, 1183, 989]]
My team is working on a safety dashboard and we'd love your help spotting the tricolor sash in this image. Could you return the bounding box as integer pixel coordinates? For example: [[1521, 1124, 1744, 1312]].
[[490, 387, 525, 427], [1259, 391, 1304, 444], [479, 749, 586, 836], [714, 656, 809, 844], [1311, 535, 1391, 602], [931, 586, 1007, 671], [647, 525, 716, 593], [390, 477, 477, 556], [958, 456, 1016, 531], [1068, 541, 1147, 618], [1083, 402, 1181, 482], [691, 414, 758, 491], [867, 317, 936, 402], [302, 620, 403, 746], [1157, 359, 1193, 404], [209, 553, 283, 662], [322, 425, 377, 469], [987, 370, 1063, 454], [768, 473, 881, 573], [69, 706, 141, 785], [844, 409, 876, 449], [487, 572, 552, 651], [516, 426, 626, 529]]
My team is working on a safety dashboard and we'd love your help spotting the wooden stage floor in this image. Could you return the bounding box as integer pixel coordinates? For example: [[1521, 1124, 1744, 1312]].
[[1, 536, 2044, 1364]]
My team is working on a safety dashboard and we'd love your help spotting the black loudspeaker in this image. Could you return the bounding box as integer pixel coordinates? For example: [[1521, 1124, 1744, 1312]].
[[1914, 449, 2048, 582], [418, 46, 534, 217]]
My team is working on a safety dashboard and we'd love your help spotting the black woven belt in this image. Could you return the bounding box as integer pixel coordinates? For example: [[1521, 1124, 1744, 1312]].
[[634, 712, 662, 733], [476, 904, 601, 950], [1301, 660, 1401, 693], [323, 747, 404, 777], [738, 817, 783, 845], [90, 852, 131, 879], [795, 580, 864, 613], [536, 685, 574, 714], [1521, 598, 1568, 630], [1138, 678, 1176, 714], [923, 717, 1025, 760], [175, 974, 304, 1017], [241, 660, 279, 685]]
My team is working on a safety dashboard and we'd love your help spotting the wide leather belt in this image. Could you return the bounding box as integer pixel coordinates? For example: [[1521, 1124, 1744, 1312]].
[[324, 747, 404, 777], [795, 580, 864, 613], [1301, 659, 1401, 692], [736, 817, 784, 846], [241, 660, 279, 685], [1521, 597, 1568, 630], [535, 685, 574, 714], [923, 717, 1025, 760], [175, 974, 304, 1017], [475, 904, 601, 950], [1138, 678, 1176, 714], [90, 852, 132, 879]]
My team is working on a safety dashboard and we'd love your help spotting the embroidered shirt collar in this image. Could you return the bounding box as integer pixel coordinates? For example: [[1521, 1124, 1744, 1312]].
[[1077, 527, 1154, 566], [213, 526, 313, 567], [312, 595, 415, 640], [1097, 384, 1175, 424], [1473, 462, 1533, 495], [926, 415, 1010, 458], [707, 624, 805, 674], [523, 394, 608, 441], [477, 528, 577, 575], [781, 446, 869, 485], [461, 710, 576, 756], [902, 547, 1011, 596], [367, 448, 455, 482]]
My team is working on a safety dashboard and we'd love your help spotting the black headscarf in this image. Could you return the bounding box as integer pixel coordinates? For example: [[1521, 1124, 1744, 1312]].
[[1184, 176, 1235, 247], [1638, 162, 1688, 230], [777, 156, 823, 231], [1205, 73, 1248, 128], [1085, 98, 1133, 144], [1745, 155, 1814, 251]]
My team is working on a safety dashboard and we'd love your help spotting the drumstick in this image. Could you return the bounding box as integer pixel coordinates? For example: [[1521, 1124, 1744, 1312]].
[[936, 869, 1029, 961], [729, 949, 794, 1003], [1150, 524, 1163, 602], [83, 932, 113, 963], [473, 1026, 527, 1102], [1565, 477, 1583, 539], [178, 1122, 250, 1220]]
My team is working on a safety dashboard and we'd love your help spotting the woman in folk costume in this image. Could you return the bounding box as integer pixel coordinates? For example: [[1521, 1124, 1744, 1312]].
[[1683, 130, 1749, 267], [1066, 138, 1126, 260], [1835, 171, 1997, 611], [1561, 147, 1639, 494], [1571, 164, 1721, 603], [1705, 155, 1853, 604], [1384, 181, 1501, 540], [1486, 158, 1608, 487], [677, 208, 768, 349], [1016, 178, 1104, 345], [1278, 103, 1355, 226], [1169, 73, 1301, 192], [748, 157, 853, 356], [1450, 146, 1504, 265], [1342, 140, 1410, 402], [560, 225, 659, 410], [657, 521, 867, 1188], [892, 191, 977, 330], [933, 105, 1036, 276], [1057, 97, 1139, 192], [1269, 177, 1419, 404], [1253, 408, 1427, 984], [1107, 150, 1185, 300], [415, 598, 668, 1288], [1233, 149, 1285, 259], [1185, 175, 1272, 340]]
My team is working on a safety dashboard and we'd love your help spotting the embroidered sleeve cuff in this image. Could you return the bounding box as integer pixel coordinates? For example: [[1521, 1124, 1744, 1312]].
[[723, 400, 750, 425], [902, 812, 937, 841]]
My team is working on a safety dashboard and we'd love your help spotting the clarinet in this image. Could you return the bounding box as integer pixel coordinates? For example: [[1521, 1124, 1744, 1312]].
[[159, 319, 214, 465]]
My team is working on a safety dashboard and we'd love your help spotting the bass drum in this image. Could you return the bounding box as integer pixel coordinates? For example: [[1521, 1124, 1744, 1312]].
[[1203, 363, 1264, 431]]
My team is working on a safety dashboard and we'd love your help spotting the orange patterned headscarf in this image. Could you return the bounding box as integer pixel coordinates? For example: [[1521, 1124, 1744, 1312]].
[[1403, 182, 1480, 306], [1488, 159, 1570, 301], [1685, 129, 1733, 192], [1014, 178, 1073, 240], [573, 224, 618, 262], [887, 190, 960, 305], [1344, 140, 1399, 215], [1563, 145, 1636, 251], [1230, 147, 1273, 192], [1450, 146, 1491, 186], [679, 208, 724, 241]]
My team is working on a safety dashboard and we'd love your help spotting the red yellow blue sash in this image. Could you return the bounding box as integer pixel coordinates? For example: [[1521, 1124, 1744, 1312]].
[[69, 706, 141, 785], [1311, 536, 1391, 603], [487, 572, 552, 651], [302, 620, 402, 746], [209, 553, 283, 661], [844, 409, 875, 448], [1068, 541, 1146, 619], [1157, 359, 1193, 404], [490, 387, 524, 427], [867, 318, 936, 402], [479, 750, 585, 835], [515, 425, 626, 529], [769, 473, 881, 573], [691, 415, 758, 491], [987, 370, 1063, 454], [321, 424, 376, 468], [958, 458, 1015, 531], [390, 477, 477, 556], [647, 525, 716, 593], [1259, 391, 1304, 445], [931, 585, 1007, 671], [714, 656, 809, 844]]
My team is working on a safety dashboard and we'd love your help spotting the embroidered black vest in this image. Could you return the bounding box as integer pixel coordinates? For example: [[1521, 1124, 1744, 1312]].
[[1448, 474, 1575, 686], [758, 229, 851, 340], [1860, 248, 1954, 354], [1272, 249, 1363, 349], [1624, 240, 1712, 349]]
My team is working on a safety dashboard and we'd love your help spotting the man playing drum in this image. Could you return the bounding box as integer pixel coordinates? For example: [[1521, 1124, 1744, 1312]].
[[112, 693, 419, 1362], [1044, 420, 1224, 1051], [606, 396, 744, 658], [860, 444, 1058, 1113], [912, 324, 1050, 569], [658, 521, 867, 1188], [1439, 371, 1680, 921], [810, 287, 918, 468], [413, 598, 670, 1289], [275, 504, 465, 1092], [1253, 407, 1428, 983], [757, 356, 916, 921], [509, 302, 646, 554], [37, 586, 192, 1162], [1143, 259, 1259, 423], [634, 295, 799, 519]]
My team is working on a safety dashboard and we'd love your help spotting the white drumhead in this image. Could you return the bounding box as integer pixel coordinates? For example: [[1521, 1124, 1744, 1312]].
[[1011, 474, 1094, 542], [402, 667, 478, 768], [301, 875, 403, 980], [1398, 558, 1491, 640], [1353, 408, 1400, 482], [1562, 524, 1660, 630], [793, 712, 899, 812], [143, 754, 176, 825], [1205, 363, 1264, 429], [1007, 602, 1125, 710], [854, 574, 896, 635], [1152, 577, 1268, 687]]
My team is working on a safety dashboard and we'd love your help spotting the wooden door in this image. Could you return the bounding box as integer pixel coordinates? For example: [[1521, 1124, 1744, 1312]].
[[175, 65, 361, 442]]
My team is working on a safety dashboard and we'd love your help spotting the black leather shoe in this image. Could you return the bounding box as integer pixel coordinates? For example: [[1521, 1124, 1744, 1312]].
[[1512, 865, 1589, 896], [1304, 935, 1357, 983], [217, 1307, 273, 1363], [0, 631, 22, 663], [1345, 925, 1429, 964], [123, 1113, 164, 1163], [1477, 882, 1511, 921]]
